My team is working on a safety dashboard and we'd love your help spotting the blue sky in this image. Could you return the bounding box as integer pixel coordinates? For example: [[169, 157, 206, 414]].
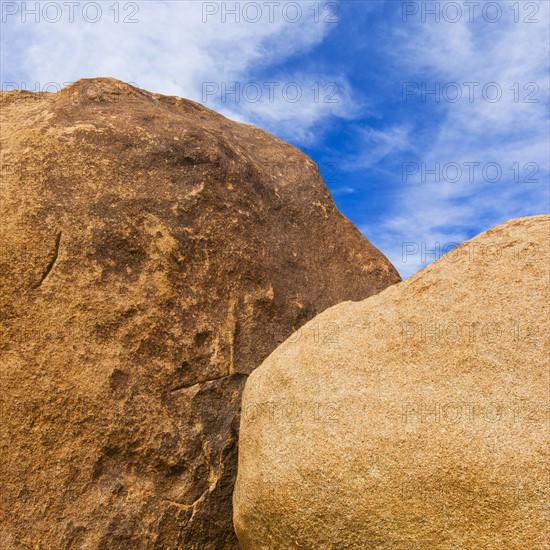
[[2, 0, 549, 277]]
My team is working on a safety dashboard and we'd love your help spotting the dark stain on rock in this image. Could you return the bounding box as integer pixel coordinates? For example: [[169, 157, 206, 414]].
[[110, 369, 129, 393]]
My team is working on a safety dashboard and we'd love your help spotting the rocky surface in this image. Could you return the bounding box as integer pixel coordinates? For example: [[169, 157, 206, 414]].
[[0, 78, 400, 549], [234, 215, 549, 549]]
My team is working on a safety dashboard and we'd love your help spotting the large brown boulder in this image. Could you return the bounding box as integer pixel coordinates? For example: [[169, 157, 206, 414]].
[[234, 215, 549, 549], [0, 78, 400, 549]]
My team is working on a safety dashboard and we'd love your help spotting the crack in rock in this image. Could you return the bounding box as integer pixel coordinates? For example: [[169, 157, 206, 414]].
[[33, 231, 61, 288], [168, 372, 246, 393], [161, 489, 209, 525]]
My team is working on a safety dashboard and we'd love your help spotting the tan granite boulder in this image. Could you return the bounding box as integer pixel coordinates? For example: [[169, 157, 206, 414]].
[[0, 78, 400, 549], [234, 215, 549, 549]]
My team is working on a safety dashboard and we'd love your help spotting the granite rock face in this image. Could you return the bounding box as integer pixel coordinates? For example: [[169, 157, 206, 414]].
[[0, 78, 400, 549], [234, 215, 549, 549]]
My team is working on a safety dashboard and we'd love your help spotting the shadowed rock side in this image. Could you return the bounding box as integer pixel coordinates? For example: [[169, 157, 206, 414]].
[[234, 215, 550, 550], [0, 78, 400, 549]]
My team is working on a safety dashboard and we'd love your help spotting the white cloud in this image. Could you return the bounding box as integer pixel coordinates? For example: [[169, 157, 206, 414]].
[[212, 72, 362, 144], [342, 125, 415, 171], [364, 1, 550, 278], [332, 185, 355, 196], [1, 0, 353, 143]]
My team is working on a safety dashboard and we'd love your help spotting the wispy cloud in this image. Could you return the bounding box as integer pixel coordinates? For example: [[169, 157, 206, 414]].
[[342, 125, 415, 171], [1, 0, 352, 143], [212, 72, 362, 144], [358, 1, 550, 277]]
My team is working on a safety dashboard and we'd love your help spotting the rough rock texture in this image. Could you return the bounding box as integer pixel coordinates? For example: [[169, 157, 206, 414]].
[[234, 215, 550, 549], [0, 78, 400, 549]]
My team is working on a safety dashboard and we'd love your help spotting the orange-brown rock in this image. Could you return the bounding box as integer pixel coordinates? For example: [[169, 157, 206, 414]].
[[0, 78, 400, 549], [234, 215, 549, 549]]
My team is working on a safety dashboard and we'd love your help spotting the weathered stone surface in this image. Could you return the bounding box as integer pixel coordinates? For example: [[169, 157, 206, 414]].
[[234, 215, 549, 549], [0, 78, 400, 549]]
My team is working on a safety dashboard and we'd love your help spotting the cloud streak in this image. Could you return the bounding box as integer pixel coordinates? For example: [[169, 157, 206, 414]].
[[360, 1, 550, 277], [1, 0, 355, 143]]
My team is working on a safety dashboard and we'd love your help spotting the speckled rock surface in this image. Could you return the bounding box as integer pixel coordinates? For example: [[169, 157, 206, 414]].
[[0, 78, 400, 549], [234, 215, 549, 549]]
